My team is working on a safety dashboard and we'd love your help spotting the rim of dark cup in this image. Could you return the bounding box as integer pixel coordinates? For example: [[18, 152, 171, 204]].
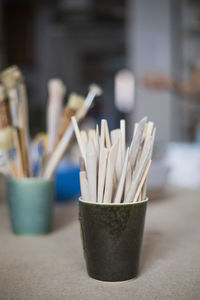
[[79, 197, 148, 206]]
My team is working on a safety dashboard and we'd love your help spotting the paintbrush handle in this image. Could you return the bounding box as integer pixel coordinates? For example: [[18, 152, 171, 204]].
[[43, 124, 74, 179]]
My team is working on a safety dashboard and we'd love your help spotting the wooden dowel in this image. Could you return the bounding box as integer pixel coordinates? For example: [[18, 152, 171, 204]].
[[71, 116, 86, 163], [129, 117, 147, 170], [43, 124, 74, 178], [133, 159, 152, 202], [120, 119, 126, 163], [79, 156, 86, 172], [94, 125, 99, 158], [113, 147, 129, 203], [80, 171, 89, 201], [46, 79, 66, 154], [86, 138, 97, 202], [143, 122, 154, 147], [88, 129, 96, 140], [97, 147, 108, 203], [111, 129, 122, 181], [80, 130, 88, 149], [125, 136, 152, 203], [97, 120, 105, 202], [104, 120, 111, 149], [133, 122, 138, 136], [125, 161, 131, 199], [75, 84, 102, 121], [103, 141, 118, 203]]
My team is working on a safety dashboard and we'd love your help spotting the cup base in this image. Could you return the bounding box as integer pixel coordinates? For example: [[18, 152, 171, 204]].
[[87, 270, 138, 282]]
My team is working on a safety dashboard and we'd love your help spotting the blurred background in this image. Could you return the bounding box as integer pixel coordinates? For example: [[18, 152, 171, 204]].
[[1, 0, 200, 198]]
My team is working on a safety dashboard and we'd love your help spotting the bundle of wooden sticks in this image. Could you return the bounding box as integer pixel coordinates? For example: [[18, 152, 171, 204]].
[[73, 117, 156, 203], [0, 65, 102, 179]]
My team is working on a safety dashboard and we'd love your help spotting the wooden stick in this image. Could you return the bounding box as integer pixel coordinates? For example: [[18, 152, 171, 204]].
[[113, 147, 129, 203], [133, 159, 152, 202], [94, 125, 99, 158], [97, 120, 105, 202], [46, 79, 66, 154], [75, 84, 102, 121], [97, 147, 108, 203], [138, 193, 142, 202], [103, 141, 118, 203], [80, 171, 89, 201], [55, 93, 84, 146], [151, 127, 156, 155], [125, 161, 131, 199], [111, 129, 122, 181], [16, 80, 32, 176], [129, 117, 147, 170], [80, 130, 88, 149], [104, 120, 111, 149], [43, 124, 74, 178], [141, 126, 156, 200], [141, 183, 147, 202], [86, 138, 97, 202], [43, 89, 99, 179], [96, 124, 99, 139], [143, 122, 154, 147], [125, 136, 152, 203], [79, 156, 86, 172], [88, 130, 96, 141], [120, 119, 126, 163], [133, 122, 138, 136], [71, 116, 86, 163]]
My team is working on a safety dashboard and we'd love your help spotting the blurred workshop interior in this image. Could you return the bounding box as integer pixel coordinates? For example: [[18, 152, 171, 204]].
[[1, 0, 200, 193]]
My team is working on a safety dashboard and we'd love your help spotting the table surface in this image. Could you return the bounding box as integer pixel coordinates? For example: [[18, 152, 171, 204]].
[[0, 180, 200, 300]]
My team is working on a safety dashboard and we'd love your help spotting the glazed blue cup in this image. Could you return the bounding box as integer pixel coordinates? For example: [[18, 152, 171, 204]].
[[79, 198, 148, 282], [7, 177, 54, 235]]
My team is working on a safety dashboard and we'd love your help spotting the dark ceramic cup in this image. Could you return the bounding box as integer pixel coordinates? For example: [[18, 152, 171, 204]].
[[79, 198, 148, 282], [7, 177, 54, 235]]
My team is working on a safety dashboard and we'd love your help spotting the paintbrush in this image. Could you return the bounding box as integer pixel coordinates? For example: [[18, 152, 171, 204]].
[[1, 66, 28, 176], [55, 93, 84, 146], [0, 85, 14, 176], [13, 66, 32, 176], [43, 84, 102, 179], [46, 79, 66, 155]]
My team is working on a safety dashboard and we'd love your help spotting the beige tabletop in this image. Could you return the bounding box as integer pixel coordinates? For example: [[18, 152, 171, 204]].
[[0, 177, 200, 300]]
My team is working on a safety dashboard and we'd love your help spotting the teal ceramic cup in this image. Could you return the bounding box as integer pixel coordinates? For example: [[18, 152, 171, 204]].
[[7, 177, 54, 235], [79, 198, 148, 282]]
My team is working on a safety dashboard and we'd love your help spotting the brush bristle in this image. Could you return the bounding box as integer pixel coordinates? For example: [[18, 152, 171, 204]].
[[89, 84, 102, 96]]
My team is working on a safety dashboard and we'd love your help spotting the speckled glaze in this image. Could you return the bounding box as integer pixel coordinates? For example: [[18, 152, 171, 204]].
[[7, 177, 54, 235], [79, 199, 148, 282]]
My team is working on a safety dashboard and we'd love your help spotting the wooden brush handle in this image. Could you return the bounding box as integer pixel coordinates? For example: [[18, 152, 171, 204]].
[[55, 107, 76, 146]]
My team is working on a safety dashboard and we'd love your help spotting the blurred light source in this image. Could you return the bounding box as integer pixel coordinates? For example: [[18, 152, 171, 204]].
[[114, 69, 135, 113]]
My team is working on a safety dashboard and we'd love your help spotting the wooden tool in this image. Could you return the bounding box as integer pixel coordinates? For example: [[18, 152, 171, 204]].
[[1, 66, 31, 176], [80, 171, 89, 201], [113, 147, 129, 203], [76, 118, 156, 205], [43, 84, 102, 179], [46, 79, 66, 154], [103, 141, 119, 203], [55, 93, 84, 146], [86, 138, 97, 202]]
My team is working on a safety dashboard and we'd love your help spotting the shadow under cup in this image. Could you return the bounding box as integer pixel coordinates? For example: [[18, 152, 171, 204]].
[[7, 177, 54, 235], [79, 198, 148, 282]]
